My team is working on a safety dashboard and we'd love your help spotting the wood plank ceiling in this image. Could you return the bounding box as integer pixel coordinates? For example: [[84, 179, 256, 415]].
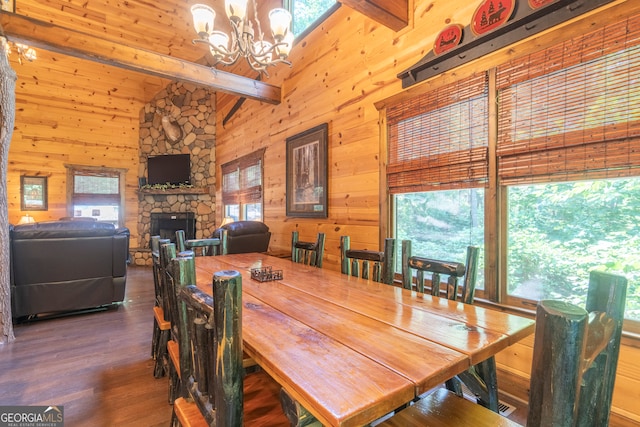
[[0, 0, 407, 103]]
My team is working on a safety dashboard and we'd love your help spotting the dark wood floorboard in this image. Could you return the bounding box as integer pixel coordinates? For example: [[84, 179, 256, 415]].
[[0, 266, 533, 427], [0, 266, 173, 427]]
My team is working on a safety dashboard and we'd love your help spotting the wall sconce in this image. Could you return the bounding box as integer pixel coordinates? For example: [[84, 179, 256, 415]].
[[2, 39, 37, 64]]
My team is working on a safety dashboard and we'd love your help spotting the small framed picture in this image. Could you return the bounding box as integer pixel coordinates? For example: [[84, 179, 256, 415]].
[[285, 123, 328, 218], [21, 176, 48, 211]]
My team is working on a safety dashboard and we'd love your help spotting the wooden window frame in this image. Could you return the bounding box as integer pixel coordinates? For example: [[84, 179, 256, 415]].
[[65, 164, 127, 226], [221, 148, 265, 221], [385, 12, 640, 329]]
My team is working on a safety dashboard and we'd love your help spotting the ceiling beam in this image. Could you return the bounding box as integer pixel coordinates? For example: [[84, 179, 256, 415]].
[[339, 0, 408, 32], [0, 12, 281, 105]]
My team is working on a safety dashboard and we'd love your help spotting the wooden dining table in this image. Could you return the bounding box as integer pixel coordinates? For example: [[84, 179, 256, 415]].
[[194, 253, 535, 427]]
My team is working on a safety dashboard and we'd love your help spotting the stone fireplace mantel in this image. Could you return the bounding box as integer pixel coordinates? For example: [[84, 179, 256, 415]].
[[138, 187, 210, 196]]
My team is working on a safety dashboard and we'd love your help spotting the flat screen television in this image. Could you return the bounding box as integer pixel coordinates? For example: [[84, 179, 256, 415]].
[[147, 154, 191, 186]]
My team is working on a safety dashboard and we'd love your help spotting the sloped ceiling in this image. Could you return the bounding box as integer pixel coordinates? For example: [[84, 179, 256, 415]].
[[0, 0, 408, 102], [340, 0, 408, 32]]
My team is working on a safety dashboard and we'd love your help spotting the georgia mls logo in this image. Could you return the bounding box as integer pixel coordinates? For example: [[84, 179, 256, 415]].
[[0, 405, 64, 427]]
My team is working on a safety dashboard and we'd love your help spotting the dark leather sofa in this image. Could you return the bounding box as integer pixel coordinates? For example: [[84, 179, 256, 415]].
[[10, 220, 130, 320], [212, 221, 271, 254]]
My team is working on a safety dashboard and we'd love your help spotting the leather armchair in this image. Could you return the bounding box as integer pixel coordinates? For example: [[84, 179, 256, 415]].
[[212, 221, 270, 254]]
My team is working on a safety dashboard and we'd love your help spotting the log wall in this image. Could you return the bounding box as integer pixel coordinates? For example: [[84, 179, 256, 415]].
[[4, 0, 640, 423], [6, 48, 166, 237], [213, 0, 640, 424]]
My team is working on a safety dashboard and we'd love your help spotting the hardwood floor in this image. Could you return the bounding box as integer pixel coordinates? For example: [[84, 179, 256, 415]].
[[0, 267, 173, 426], [1, 266, 528, 427]]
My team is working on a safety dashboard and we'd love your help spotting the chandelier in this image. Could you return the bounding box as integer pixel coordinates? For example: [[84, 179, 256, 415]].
[[191, 0, 294, 76]]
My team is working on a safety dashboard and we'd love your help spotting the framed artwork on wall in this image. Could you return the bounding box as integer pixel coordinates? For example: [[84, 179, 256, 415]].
[[286, 123, 328, 218], [21, 176, 48, 211]]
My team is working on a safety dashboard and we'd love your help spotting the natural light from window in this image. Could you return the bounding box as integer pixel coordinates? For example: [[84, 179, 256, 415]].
[[288, 0, 336, 37], [73, 205, 119, 224], [71, 173, 121, 226], [507, 178, 640, 320], [395, 189, 485, 289]]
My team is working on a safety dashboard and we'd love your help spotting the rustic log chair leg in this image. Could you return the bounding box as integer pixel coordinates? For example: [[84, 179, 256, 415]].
[[153, 326, 170, 378], [150, 266, 160, 359], [151, 237, 171, 379], [280, 387, 322, 427], [150, 235, 163, 360], [151, 319, 159, 360], [167, 339, 180, 404]]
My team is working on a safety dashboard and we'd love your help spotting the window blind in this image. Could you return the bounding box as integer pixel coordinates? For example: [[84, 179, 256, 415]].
[[221, 148, 265, 205], [387, 72, 489, 193], [496, 13, 640, 184], [73, 170, 120, 204]]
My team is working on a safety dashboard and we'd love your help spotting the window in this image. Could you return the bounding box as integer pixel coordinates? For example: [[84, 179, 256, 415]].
[[497, 14, 640, 320], [285, 0, 337, 38], [386, 13, 640, 324], [66, 165, 126, 226], [221, 149, 265, 221], [387, 73, 489, 293], [394, 189, 485, 288], [506, 178, 640, 320]]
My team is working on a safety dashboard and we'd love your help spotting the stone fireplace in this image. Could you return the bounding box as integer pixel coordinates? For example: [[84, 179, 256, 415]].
[[131, 81, 217, 266]]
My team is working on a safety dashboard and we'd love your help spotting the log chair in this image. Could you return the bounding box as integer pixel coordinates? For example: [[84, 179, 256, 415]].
[[340, 236, 396, 285], [379, 270, 627, 427], [291, 231, 325, 268], [171, 265, 289, 426], [401, 242, 496, 411]]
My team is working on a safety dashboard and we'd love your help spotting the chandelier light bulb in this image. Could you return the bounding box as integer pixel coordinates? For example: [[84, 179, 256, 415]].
[[208, 31, 230, 52], [269, 8, 292, 41], [253, 40, 273, 62], [3, 41, 37, 64], [191, 0, 292, 76], [276, 31, 294, 58], [23, 47, 37, 62], [225, 0, 247, 23], [191, 4, 216, 38]]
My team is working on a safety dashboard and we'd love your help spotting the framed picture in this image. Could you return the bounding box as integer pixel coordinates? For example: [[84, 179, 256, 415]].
[[21, 176, 48, 211], [286, 123, 328, 218]]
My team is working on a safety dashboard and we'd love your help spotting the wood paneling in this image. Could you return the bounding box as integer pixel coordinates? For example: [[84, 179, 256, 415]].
[[4, 0, 640, 424], [0, 13, 282, 103], [7, 49, 145, 234], [212, 1, 640, 425]]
